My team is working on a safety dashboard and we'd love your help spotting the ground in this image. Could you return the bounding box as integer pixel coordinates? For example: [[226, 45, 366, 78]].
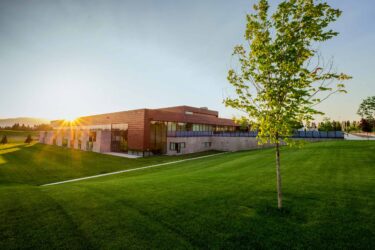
[[0, 141, 374, 249]]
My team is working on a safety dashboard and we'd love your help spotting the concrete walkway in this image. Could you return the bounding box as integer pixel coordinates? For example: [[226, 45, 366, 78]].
[[345, 133, 375, 140], [104, 152, 142, 158], [41, 152, 226, 187]]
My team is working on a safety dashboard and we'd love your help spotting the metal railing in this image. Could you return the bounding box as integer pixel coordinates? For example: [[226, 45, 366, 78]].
[[292, 130, 344, 138], [167, 130, 344, 139], [167, 131, 214, 137]]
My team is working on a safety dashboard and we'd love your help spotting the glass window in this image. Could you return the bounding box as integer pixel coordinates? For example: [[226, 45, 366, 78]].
[[186, 123, 193, 131], [89, 131, 97, 142], [169, 142, 185, 151], [177, 123, 186, 131], [168, 122, 177, 132]]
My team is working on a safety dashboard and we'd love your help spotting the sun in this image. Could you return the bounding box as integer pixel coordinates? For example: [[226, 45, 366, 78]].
[[63, 115, 77, 123]]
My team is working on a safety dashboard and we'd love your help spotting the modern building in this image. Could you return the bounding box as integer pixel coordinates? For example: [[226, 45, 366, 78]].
[[39, 106, 261, 156], [39, 105, 344, 156]]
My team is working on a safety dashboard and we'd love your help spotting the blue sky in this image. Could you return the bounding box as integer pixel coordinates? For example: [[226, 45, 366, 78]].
[[0, 0, 374, 121]]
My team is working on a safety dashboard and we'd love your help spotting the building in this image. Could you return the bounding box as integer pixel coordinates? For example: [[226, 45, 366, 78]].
[[39, 105, 345, 156], [39, 106, 262, 156]]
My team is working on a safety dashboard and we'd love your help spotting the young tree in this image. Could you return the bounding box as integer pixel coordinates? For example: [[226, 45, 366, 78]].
[[1, 135, 8, 144], [25, 135, 33, 144], [225, 0, 351, 208]]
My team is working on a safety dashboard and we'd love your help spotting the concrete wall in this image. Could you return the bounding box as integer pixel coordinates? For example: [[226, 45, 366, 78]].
[[212, 137, 264, 152], [167, 136, 267, 155], [167, 137, 213, 155], [166, 136, 312, 155]]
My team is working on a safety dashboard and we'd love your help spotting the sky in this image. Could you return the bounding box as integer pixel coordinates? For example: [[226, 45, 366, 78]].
[[0, 0, 374, 121]]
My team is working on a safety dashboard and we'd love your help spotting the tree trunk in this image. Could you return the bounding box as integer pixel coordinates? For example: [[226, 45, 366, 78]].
[[275, 141, 282, 209]]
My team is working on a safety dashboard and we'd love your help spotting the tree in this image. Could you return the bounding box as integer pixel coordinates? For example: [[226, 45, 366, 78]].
[[12, 123, 20, 130], [0, 135, 7, 144], [318, 118, 333, 131], [225, 0, 351, 209], [25, 135, 33, 144], [358, 96, 375, 120], [34, 123, 53, 131], [359, 118, 373, 133], [358, 96, 375, 131], [331, 120, 342, 131]]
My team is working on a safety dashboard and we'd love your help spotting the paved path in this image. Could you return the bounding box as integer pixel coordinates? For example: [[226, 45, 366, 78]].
[[345, 133, 375, 140], [41, 152, 226, 187]]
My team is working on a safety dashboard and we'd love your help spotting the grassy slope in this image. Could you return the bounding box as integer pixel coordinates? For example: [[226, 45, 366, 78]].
[[0, 143, 217, 185], [1, 141, 375, 249], [0, 130, 39, 143]]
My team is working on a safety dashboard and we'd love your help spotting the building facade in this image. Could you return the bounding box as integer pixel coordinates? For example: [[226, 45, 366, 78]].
[[39, 106, 255, 156], [39, 105, 345, 156]]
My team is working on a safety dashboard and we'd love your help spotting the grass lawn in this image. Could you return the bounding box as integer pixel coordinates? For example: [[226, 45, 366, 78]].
[[0, 130, 39, 143], [0, 141, 374, 249], [0, 143, 217, 185]]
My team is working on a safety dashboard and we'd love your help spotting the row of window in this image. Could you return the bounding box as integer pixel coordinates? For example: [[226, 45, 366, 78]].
[[52, 123, 128, 131], [51, 131, 97, 142], [169, 141, 212, 152], [163, 121, 235, 132]]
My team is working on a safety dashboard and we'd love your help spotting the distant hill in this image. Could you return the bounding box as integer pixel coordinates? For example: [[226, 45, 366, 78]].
[[0, 117, 50, 128]]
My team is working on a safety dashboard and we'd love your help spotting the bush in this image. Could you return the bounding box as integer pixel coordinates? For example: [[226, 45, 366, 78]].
[[25, 135, 33, 144], [0, 135, 7, 144]]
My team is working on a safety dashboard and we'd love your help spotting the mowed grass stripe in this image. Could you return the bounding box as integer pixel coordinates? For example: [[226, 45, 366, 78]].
[[41, 152, 227, 186]]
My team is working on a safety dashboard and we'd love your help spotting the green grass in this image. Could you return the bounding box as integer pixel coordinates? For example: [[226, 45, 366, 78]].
[[0, 130, 39, 143], [0, 141, 374, 249], [0, 143, 217, 185]]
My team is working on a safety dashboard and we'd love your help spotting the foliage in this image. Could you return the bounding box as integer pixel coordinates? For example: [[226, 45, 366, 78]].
[[318, 117, 342, 131], [359, 118, 373, 132], [0, 123, 52, 131], [0, 135, 7, 144], [318, 118, 333, 131], [233, 116, 252, 131], [24, 135, 33, 144], [343, 120, 360, 132], [357, 96, 375, 120], [225, 0, 351, 145]]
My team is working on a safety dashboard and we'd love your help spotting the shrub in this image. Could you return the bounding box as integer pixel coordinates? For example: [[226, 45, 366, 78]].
[[0, 135, 7, 144], [25, 135, 33, 144]]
